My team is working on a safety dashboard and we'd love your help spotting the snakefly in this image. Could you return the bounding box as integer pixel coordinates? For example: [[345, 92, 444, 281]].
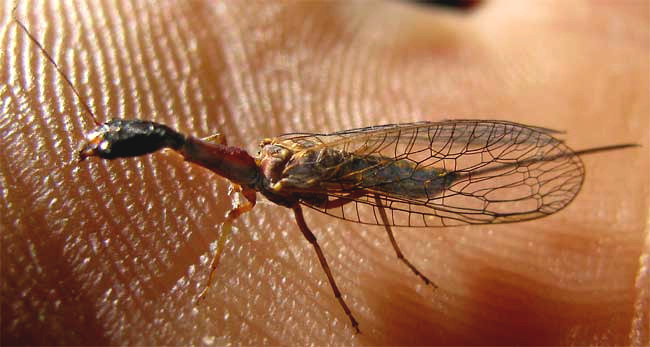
[[14, 11, 638, 334]]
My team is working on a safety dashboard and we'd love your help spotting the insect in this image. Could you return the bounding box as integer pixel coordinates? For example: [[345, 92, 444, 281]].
[[15, 12, 638, 334]]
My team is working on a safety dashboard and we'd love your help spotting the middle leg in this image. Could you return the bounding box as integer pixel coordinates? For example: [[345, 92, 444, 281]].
[[292, 204, 360, 333]]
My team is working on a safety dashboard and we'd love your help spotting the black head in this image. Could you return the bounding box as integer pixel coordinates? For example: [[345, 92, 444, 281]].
[[78, 119, 186, 161]]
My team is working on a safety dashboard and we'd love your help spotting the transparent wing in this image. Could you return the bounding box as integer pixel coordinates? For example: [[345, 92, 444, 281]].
[[273, 120, 584, 227]]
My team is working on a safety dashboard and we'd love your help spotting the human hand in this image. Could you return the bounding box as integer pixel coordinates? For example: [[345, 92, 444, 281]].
[[2, 0, 647, 345]]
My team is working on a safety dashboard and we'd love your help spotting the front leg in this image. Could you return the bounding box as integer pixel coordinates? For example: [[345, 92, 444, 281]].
[[197, 188, 257, 302]]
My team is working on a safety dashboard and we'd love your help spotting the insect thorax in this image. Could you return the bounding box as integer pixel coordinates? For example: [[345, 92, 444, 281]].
[[256, 140, 455, 202]]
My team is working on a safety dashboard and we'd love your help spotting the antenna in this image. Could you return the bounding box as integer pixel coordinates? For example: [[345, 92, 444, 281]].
[[12, 3, 101, 126]]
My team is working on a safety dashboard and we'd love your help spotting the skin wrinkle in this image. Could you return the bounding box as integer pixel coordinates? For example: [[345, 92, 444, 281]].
[[1, 0, 648, 345]]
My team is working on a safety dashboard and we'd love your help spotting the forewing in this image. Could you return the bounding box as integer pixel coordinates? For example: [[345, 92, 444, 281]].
[[276, 120, 584, 227]]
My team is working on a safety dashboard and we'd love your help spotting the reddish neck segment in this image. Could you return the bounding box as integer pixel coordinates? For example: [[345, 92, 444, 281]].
[[180, 137, 259, 187]]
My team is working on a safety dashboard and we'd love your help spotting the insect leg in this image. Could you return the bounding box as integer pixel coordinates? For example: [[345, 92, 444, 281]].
[[197, 188, 257, 302], [373, 194, 438, 289], [320, 190, 367, 209], [202, 133, 227, 145], [292, 205, 360, 333]]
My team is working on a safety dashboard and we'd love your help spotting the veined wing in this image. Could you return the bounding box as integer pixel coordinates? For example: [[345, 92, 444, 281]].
[[272, 120, 584, 227]]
